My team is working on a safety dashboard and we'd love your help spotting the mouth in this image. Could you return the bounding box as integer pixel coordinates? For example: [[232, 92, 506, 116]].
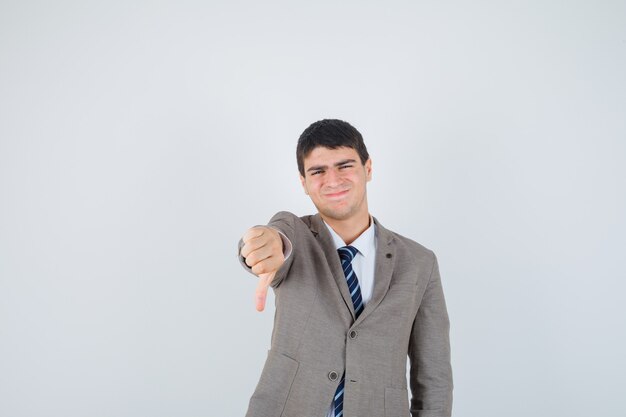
[[324, 189, 349, 199]]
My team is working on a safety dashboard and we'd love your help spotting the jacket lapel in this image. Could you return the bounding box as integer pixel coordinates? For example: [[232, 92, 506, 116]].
[[354, 216, 396, 326], [308, 213, 396, 324], [309, 213, 357, 320]]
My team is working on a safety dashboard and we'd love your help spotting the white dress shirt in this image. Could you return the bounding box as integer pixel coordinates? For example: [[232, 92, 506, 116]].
[[273, 215, 377, 417], [322, 216, 377, 316]]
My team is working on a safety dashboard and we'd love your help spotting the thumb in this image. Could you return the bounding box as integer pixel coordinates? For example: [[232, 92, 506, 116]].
[[255, 271, 276, 312]]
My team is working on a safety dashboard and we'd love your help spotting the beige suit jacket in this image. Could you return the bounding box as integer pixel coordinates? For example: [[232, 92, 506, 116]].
[[238, 211, 453, 417]]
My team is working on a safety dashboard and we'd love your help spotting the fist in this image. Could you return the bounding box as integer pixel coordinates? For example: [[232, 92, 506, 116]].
[[240, 226, 285, 311]]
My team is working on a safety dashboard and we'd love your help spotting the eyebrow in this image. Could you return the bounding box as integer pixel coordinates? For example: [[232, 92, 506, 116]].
[[306, 159, 357, 173]]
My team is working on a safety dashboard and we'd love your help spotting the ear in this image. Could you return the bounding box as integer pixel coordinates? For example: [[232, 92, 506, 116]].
[[299, 174, 309, 195], [365, 158, 372, 182]]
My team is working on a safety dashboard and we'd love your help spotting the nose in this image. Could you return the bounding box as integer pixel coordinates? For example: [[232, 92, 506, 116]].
[[324, 168, 341, 187]]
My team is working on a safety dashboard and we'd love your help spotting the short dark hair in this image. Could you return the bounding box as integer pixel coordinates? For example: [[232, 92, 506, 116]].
[[296, 119, 370, 177]]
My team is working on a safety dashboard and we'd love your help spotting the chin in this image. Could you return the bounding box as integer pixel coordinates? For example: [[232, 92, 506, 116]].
[[319, 206, 354, 221]]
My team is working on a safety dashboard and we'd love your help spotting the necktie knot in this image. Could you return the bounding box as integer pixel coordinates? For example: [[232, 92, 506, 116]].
[[338, 245, 358, 264]]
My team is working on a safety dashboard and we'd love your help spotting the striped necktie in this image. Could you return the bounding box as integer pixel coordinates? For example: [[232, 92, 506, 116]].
[[332, 245, 363, 417]]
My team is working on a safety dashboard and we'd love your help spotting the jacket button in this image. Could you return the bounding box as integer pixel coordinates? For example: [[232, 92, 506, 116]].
[[349, 330, 358, 339], [328, 371, 339, 381]]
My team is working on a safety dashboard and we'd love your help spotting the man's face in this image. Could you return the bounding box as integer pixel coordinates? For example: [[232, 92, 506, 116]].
[[299, 146, 372, 221]]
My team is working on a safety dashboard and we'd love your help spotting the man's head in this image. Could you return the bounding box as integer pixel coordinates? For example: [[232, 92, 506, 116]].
[[296, 119, 369, 177], [297, 119, 372, 222]]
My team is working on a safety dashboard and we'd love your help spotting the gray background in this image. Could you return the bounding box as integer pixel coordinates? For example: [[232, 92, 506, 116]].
[[1, 1, 625, 416]]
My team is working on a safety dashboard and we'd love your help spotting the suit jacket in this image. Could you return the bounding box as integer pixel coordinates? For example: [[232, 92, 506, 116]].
[[238, 211, 453, 417]]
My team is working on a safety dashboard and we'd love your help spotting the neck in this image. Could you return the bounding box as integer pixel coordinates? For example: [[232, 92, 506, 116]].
[[321, 209, 371, 245]]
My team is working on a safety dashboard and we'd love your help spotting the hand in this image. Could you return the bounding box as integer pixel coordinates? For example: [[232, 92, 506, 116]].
[[240, 226, 285, 311]]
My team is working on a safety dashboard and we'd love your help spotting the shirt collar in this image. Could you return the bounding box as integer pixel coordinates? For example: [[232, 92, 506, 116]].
[[322, 215, 377, 258]]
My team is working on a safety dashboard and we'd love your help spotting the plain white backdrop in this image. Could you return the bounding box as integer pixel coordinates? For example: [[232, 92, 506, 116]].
[[1, 1, 625, 416]]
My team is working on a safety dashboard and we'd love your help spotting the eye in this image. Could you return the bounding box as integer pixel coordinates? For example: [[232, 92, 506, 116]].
[[339, 165, 353, 169], [311, 170, 323, 176]]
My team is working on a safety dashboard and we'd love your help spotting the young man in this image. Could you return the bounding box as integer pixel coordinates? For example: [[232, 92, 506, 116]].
[[237, 119, 453, 417]]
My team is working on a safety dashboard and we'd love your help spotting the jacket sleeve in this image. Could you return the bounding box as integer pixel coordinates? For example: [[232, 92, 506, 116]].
[[236, 211, 297, 289], [408, 252, 453, 417]]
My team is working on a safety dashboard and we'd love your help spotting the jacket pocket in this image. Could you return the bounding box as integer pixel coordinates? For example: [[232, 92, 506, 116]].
[[384, 387, 410, 417], [246, 350, 299, 417]]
